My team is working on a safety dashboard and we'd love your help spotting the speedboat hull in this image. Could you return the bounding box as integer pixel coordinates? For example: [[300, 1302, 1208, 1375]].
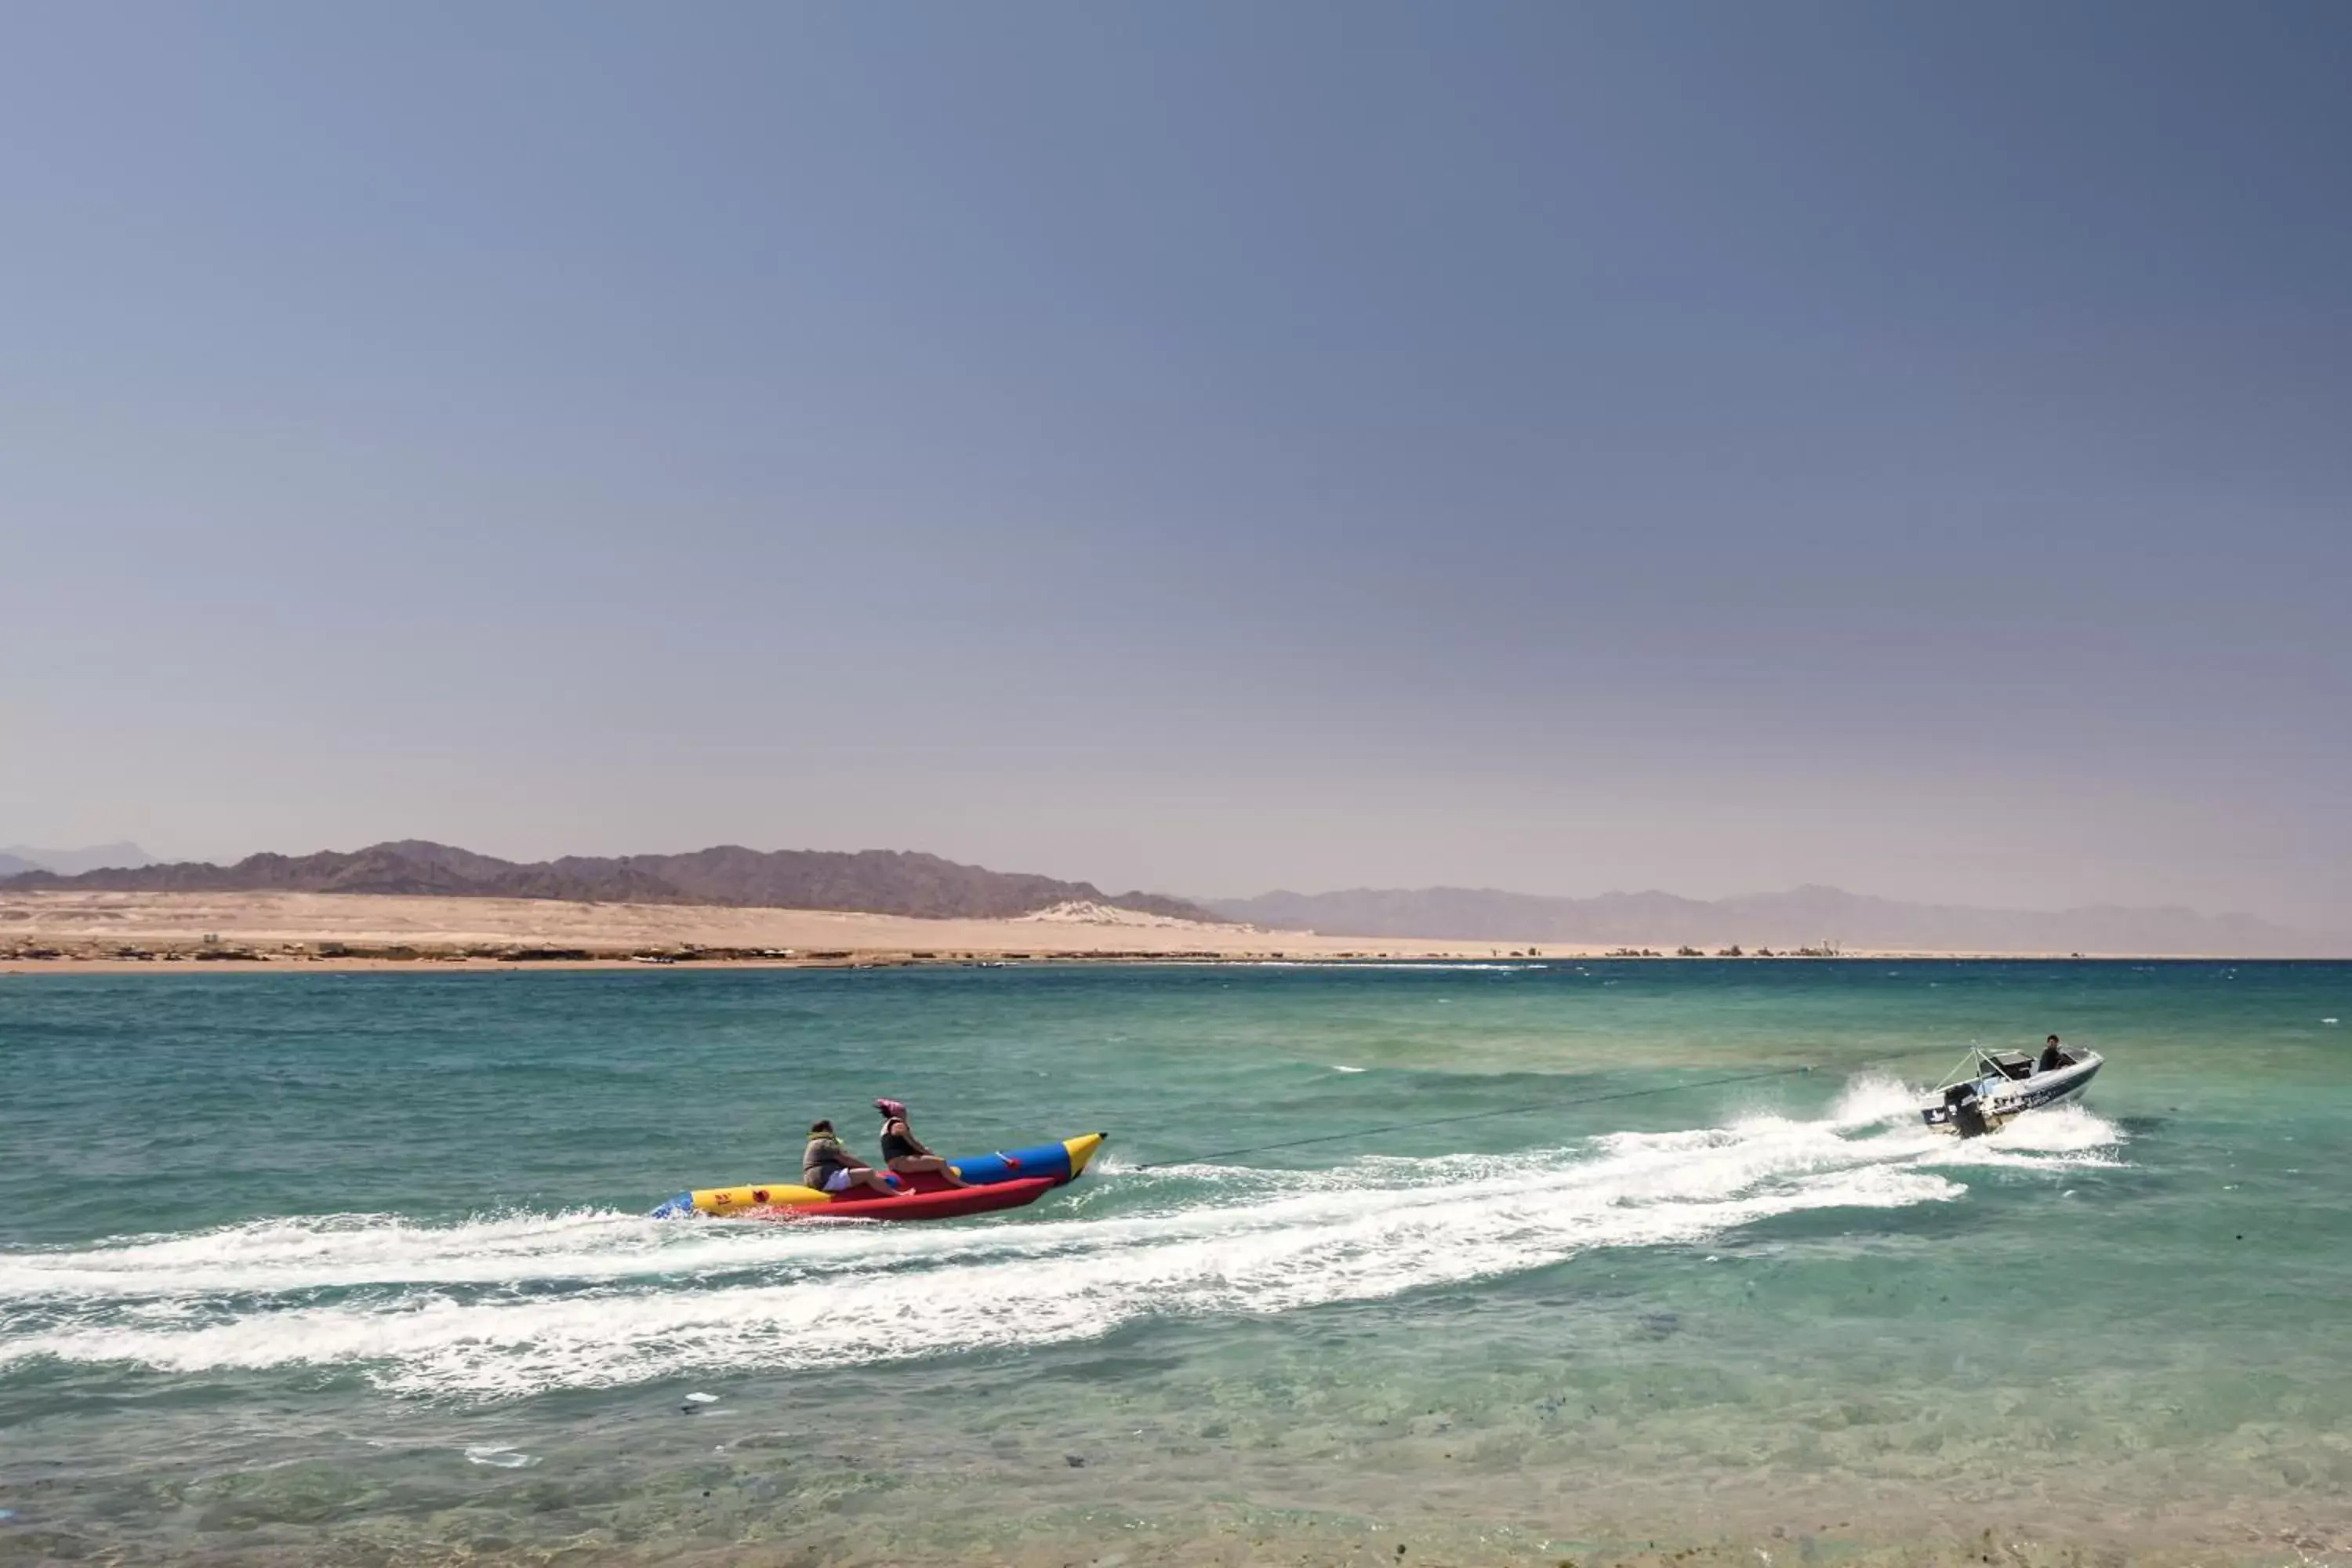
[[1922, 1052, 2100, 1136], [650, 1133, 1105, 1221]]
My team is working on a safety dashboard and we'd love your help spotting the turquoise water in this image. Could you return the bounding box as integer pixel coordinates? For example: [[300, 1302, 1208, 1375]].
[[2, 960, 2348, 1565]]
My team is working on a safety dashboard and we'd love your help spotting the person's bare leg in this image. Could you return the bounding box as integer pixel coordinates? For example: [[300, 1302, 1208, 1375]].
[[891, 1155, 968, 1188], [848, 1167, 898, 1195]]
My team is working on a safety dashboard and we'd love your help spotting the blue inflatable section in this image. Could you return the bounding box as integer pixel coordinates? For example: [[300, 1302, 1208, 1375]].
[[650, 1192, 697, 1219], [951, 1140, 1075, 1186]]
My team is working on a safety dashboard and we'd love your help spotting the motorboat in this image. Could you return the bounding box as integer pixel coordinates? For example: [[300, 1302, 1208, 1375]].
[[1920, 1046, 2101, 1138]]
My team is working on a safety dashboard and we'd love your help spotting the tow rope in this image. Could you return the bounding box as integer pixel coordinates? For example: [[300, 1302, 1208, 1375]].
[[1131, 1053, 1949, 1172]]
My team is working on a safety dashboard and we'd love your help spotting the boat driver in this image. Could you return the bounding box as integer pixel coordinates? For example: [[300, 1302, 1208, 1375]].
[[2038, 1034, 2066, 1073], [804, 1120, 900, 1196]]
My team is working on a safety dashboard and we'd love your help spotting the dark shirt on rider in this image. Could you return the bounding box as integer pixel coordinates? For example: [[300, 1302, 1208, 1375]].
[[804, 1136, 850, 1188]]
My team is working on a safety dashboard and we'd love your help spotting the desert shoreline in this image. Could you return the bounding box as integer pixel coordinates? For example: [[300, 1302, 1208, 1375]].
[[2, 890, 2336, 972]]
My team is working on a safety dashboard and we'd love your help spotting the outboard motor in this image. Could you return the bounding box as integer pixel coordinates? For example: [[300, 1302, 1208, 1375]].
[[1943, 1082, 1990, 1139]]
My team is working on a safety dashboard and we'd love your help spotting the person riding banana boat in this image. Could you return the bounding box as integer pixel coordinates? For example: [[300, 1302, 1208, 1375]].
[[874, 1098, 969, 1187], [801, 1120, 901, 1196]]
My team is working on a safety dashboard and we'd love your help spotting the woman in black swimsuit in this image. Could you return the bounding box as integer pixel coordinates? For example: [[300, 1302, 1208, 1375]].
[[874, 1098, 969, 1187]]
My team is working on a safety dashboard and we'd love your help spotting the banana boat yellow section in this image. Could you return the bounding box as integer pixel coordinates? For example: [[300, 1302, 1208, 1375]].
[[688, 1181, 828, 1214]]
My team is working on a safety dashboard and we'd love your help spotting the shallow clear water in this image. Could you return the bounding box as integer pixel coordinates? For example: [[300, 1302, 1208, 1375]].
[[2, 960, 2347, 1564]]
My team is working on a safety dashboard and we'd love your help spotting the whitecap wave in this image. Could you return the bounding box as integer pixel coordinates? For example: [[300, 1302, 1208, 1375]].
[[462, 1446, 539, 1468]]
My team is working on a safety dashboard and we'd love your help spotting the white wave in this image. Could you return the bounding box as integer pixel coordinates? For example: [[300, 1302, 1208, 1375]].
[[0, 1207, 800, 1299], [1925, 1102, 2125, 1162], [462, 1446, 538, 1468], [0, 1088, 2122, 1400]]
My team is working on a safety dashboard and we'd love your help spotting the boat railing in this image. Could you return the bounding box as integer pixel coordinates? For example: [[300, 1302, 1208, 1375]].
[[1933, 1046, 2046, 1092]]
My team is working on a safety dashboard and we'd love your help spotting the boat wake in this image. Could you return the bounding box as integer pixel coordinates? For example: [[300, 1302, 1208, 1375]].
[[0, 1080, 2122, 1399]]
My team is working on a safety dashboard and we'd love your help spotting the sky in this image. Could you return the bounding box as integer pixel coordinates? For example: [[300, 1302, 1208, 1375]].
[[4, 2, 2348, 929]]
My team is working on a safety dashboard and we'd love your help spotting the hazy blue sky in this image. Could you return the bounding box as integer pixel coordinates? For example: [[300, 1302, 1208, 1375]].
[[5, 3, 2348, 927]]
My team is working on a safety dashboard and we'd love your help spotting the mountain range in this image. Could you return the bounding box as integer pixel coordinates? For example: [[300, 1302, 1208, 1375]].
[[0, 840, 1217, 923], [0, 841, 155, 879], [1203, 885, 2331, 956], [5, 840, 2329, 953]]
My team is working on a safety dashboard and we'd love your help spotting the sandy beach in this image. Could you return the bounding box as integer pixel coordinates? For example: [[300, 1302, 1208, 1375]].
[[0, 890, 2237, 972], [0, 889, 1519, 970]]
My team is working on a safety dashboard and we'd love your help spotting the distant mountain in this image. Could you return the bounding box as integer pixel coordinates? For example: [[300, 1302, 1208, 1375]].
[[0, 840, 1222, 923], [0, 841, 154, 877], [1206, 884, 2329, 956]]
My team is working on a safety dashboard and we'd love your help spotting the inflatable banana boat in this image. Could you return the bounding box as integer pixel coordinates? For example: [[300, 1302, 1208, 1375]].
[[650, 1133, 1105, 1221]]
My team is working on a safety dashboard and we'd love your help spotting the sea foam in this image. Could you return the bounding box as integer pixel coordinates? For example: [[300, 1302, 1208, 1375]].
[[0, 1092, 2122, 1400]]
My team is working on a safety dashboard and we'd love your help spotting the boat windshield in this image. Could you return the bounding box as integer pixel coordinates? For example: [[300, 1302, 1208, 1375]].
[[1933, 1046, 2069, 1092], [1983, 1050, 2034, 1079]]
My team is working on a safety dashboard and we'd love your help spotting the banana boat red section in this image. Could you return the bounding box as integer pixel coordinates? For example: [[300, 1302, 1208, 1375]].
[[650, 1134, 1105, 1221], [782, 1171, 1063, 1220]]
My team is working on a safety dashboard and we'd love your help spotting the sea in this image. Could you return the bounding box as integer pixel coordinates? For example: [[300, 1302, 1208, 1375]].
[[2, 960, 2347, 1566]]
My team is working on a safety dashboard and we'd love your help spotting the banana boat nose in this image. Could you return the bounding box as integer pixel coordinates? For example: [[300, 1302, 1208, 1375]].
[[1062, 1132, 1107, 1178]]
